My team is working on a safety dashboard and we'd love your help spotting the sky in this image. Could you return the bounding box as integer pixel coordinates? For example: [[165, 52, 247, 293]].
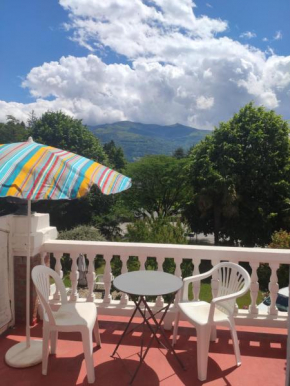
[[0, 0, 289, 130]]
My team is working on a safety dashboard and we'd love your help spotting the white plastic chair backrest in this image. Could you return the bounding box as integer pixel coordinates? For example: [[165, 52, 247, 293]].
[[214, 262, 250, 316], [31, 265, 68, 325]]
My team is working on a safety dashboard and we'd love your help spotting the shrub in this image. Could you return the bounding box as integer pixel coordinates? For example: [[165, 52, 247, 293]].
[[56, 225, 105, 274]]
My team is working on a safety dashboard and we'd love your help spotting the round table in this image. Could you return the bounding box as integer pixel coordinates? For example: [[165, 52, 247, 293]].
[[112, 270, 184, 384], [113, 270, 183, 296]]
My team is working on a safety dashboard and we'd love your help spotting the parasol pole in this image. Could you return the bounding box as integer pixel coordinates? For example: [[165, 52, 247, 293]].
[[5, 198, 42, 367], [286, 267, 290, 386], [26, 199, 31, 347]]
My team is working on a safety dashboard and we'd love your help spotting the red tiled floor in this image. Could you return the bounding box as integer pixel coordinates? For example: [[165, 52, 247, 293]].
[[0, 316, 287, 386]]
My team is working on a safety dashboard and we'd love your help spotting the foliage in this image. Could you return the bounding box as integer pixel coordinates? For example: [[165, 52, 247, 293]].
[[57, 225, 105, 274], [29, 111, 107, 162], [269, 229, 290, 249], [186, 103, 290, 246], [103, 140, 127, 171], [57, 225, 106, 241], [125, 217, 188, 244], [173, 147, 186, 159], [93, 195, 133, 240], [266, 229, 290, 289], [0, 116, 28, 143], [0, 116, 29, 215], [25, 111, 120, 231], [124, 155, 191, 219]]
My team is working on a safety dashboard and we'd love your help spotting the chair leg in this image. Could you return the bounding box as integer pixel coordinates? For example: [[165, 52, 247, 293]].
[[82, 329, 95, 384], [196, 325, 211, 381], [42, 325, 50, 376], [93, 318, 102, 347], [50, 331, 58, 354], [172, 310, 180, 346], [228, 318, 241, 366]]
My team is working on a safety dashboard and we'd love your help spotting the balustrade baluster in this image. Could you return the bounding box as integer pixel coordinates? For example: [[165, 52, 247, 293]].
[[155, 256, 165, 308], [103, 255, 112, 304], [86, 253, 96, 302], [249, 262, 259, 314], [139, 254, 147, 270], [70, 253, 79, 302], [174, 258, 182, 307], [120, 254, 129, 305], [269, 262, 279, 315], [193, 259, 201, 301], [53, 252, 63, 300], [211, 259, 219, 299]]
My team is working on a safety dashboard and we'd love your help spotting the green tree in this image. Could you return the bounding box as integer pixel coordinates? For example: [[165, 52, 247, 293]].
[[103, 140, 127, 171], [186, 103, 290, 246], [29, 111, 107, 162], [173, 147, 186, 159], [28, 111, 116, 231], [124, 155, 191, 219], [0, 115, 27, 143]]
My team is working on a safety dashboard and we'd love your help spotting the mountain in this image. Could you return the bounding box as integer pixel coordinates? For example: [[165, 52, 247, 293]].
[[89, 121, 212, 161]]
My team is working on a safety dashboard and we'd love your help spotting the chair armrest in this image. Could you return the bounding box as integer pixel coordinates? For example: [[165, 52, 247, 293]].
[[182, 268, 215, 301]]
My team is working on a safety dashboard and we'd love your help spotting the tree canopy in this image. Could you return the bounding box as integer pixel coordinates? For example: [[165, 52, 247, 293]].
[[186, 103, 290, 246], [29, 111, 107, 163], [0, 116, 27, 143], [124, 155, 191, 219]]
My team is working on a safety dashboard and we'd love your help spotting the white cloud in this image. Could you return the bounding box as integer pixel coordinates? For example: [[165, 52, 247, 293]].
[[196, 96, 214, 110], [1, 0, 290, 130], [274, 30, 282, 40], [240, 31, 256, 39]]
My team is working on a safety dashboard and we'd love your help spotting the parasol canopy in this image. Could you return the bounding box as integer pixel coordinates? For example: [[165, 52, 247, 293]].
[[0, 137, 131, 199]]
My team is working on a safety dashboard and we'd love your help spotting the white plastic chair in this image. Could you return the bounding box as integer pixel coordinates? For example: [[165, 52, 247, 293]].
[[31, 265, 101, 384], [172, 262, 251, 381]]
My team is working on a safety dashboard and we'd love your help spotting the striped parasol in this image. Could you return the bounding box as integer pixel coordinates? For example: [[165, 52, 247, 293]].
[[2, 137, 131, 369], [0, 137, 131, 199]]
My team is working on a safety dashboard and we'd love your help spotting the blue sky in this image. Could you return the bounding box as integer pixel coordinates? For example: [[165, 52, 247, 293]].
[[0, 0, 289, 129]]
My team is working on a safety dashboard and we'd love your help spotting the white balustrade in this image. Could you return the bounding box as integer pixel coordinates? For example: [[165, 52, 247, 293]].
[[42, 240, 290, 329]]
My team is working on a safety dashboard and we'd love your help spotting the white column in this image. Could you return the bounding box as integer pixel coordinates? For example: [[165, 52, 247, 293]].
[[53, 252, 63, 301], [155, 256, 165, 308], [103, 254, 112, 304], [86, 253, 96, 302], [139, 254, 147, 270], [211, 258, 219, 299], [193, 258, 201, 301], [70, 253, 79, 302], [249, 261, 259, 314], [269, 262, 279, 315], [120, 254, 129, 305]]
